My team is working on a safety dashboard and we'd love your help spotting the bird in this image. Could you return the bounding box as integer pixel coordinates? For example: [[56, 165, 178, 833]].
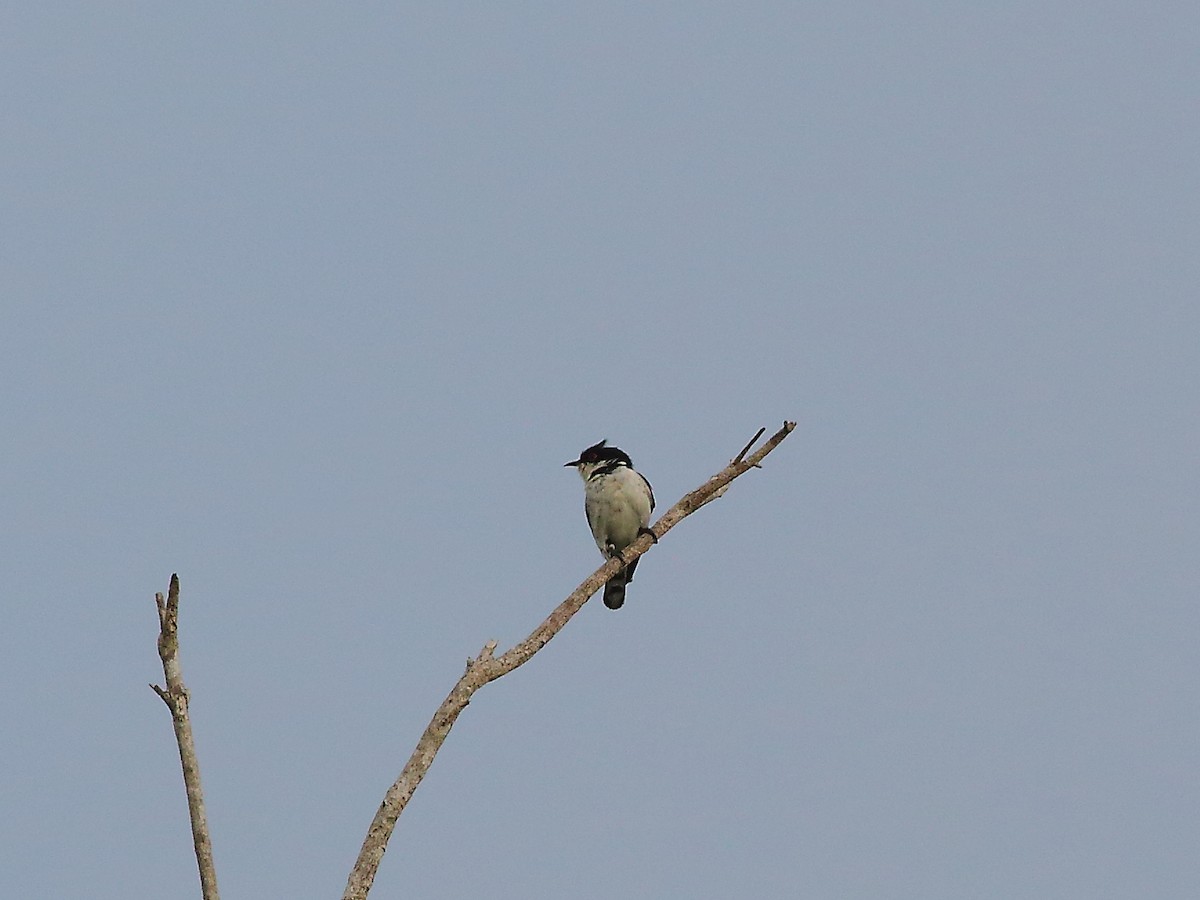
[[564, 439, 656, 609]]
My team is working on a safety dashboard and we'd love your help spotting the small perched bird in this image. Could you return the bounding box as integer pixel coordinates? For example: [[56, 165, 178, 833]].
[[564, 439, 656, 609]]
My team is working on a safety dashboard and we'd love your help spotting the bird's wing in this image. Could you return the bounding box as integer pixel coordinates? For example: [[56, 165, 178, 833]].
[[640, 472, 655, 512]]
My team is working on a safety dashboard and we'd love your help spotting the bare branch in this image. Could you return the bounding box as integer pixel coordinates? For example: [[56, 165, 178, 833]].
[[342, 421, 796, 900], [151, 574, 220, 900]]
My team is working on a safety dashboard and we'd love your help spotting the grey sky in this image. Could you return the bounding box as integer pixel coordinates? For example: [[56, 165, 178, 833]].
[[3, 4, 1197, 898]]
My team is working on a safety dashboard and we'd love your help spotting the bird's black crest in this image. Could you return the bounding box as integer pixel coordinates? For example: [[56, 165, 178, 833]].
[[577, 439, 633, 467]]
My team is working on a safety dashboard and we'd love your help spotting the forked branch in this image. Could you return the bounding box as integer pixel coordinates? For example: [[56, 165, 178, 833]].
[[151, 574, 220, 900], [342, 421, 796, 900]]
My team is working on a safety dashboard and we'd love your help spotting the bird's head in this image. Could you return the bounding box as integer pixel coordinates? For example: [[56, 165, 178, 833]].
[[564, 439, 633, 480]]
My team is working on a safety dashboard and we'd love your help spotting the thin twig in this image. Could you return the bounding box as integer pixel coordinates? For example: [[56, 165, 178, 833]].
[[732, 426, 766, 465], [342, 421, 797, 900], [151, 574, 220, 900]]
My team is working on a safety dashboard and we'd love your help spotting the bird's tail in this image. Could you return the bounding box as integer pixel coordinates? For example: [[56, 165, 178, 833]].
[[602, 571, 627, 609], [602, 557, 640, 610]]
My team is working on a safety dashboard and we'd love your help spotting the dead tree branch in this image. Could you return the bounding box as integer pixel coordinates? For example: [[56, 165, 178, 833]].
[[342, 421, 797, 900], [151, 574, 220, 900]]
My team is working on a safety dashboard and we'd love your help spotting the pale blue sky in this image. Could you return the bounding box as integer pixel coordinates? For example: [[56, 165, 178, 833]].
[[3, 4, 1197, 898]]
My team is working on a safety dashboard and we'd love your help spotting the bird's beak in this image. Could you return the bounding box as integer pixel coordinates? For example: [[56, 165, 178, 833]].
[[564, 459, 581, 467]]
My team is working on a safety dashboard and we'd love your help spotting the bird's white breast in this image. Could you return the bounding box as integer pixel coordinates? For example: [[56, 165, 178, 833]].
[[585, 466, 653, 555]]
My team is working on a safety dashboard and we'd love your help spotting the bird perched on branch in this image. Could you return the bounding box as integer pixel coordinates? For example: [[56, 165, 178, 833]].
[[564, 440, 656, 610]]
